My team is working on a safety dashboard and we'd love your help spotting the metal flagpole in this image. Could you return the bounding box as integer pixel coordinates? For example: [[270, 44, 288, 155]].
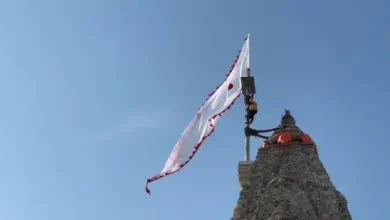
[[245, 33, 251, 161]]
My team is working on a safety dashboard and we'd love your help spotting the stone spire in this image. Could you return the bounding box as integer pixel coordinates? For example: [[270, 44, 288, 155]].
[[281, 110, 296, 126], [233, 111, 352, 220]]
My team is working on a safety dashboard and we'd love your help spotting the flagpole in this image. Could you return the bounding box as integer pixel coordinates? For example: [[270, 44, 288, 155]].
[[245, 33, 251, 162]]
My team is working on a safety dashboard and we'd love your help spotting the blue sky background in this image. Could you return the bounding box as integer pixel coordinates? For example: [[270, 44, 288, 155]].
[[0, 0, 389, 219]]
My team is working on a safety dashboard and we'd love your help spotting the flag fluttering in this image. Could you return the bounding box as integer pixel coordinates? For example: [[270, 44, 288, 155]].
[[146, 36, 250, 194]]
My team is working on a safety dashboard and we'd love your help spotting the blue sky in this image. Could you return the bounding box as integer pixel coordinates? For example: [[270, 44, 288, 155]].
[[0, 0, 389, 219]]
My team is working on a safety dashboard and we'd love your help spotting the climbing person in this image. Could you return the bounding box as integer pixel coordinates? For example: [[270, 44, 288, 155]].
[[245, 98, 258, 125]]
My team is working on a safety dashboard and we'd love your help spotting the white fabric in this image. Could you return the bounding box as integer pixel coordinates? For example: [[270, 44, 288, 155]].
[[147, 38, 250, 192]]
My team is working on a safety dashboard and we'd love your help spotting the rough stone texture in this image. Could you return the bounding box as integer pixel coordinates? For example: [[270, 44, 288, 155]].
[[238, 161, 254, 190], [232, 144, 352, 220]]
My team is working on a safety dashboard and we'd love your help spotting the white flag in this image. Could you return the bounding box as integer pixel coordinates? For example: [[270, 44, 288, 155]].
[[146, 36, 250, 194]]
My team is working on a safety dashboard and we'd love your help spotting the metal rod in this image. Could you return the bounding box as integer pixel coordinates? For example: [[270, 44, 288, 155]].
[[245, 77, 251, 160], [245, 33, 251, 161], [245, 136, 250, 161]]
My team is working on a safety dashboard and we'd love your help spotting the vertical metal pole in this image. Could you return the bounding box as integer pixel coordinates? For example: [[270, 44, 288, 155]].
[[244, 72, 251, 161], [245, 33, 251, 161], [245, 123, 250, 162]]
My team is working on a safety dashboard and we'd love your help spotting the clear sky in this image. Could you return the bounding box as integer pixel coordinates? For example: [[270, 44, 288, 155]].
[[0, 0, 389, 219]]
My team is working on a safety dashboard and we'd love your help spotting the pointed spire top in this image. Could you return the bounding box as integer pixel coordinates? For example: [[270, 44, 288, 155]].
[[281, 109, 296, 126]]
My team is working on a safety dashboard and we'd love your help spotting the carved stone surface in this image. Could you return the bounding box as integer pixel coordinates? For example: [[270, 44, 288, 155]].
[[238, 161, 254, 190], [232, 144, 352, 220]]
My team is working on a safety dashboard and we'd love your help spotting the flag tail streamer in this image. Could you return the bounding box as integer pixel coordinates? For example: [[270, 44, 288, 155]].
[[146, 36, 250, 195]]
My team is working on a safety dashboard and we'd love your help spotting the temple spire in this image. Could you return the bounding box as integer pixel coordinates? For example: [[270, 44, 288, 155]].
[[281, 109, 296, 126], [233, 110, 352, 219]]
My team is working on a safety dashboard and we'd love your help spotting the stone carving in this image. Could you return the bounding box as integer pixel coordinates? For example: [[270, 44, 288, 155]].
[[234, 111, 351, 219], [233, 145, 352, 220]]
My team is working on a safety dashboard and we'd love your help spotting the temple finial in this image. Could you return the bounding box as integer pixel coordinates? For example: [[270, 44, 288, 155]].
[[281, 109, 296, 126]]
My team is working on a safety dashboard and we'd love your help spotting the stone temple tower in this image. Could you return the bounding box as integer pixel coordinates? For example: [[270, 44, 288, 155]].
[[232, 111, 352, 220]]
